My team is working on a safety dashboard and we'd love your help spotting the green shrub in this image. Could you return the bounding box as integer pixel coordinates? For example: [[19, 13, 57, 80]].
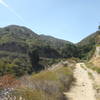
[[0, 57, 32, 77]]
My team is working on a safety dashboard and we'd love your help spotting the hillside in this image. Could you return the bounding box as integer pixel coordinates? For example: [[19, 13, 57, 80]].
[[0, 61, 75, 100], [39, 34, 72, 48], [0, 25, 78, 76], [89, 46, 100, 68], [0, 25, 100, 100], [77, 31, 100, 59], [0, 25, 76, 58], [0, 25, 100, 76], [77, 31, 100, 46]]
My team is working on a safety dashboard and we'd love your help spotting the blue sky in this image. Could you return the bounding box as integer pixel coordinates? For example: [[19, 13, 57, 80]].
[[0, 0, 100, 43]]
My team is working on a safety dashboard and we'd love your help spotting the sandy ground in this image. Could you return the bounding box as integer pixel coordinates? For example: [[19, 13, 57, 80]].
[[64, 63, 96, 100], [86, 65, 100, 99]]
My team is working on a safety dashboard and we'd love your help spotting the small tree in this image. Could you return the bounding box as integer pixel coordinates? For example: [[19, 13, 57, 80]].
[[29, 48, 44, 72]]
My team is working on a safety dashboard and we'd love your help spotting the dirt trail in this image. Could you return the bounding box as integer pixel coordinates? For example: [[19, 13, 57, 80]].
[[64, 63, 96, 100]]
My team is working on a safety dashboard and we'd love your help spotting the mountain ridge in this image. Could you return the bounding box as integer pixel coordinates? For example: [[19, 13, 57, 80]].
[[0, 24, 99, 76], [0, 25, 77, 58]]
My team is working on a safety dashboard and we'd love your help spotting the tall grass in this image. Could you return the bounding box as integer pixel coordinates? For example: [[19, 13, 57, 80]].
[[86, 62, 100, 73], [9, 66, 74, 100]]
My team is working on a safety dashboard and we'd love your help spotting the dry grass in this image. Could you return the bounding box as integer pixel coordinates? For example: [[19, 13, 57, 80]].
[[0, 74, 20, 89], [90, 57, 100, 68], [9, 66, 74, 100], [86, 62, 100, 73]]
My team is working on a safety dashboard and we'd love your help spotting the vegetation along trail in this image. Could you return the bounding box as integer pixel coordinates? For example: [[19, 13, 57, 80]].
[[64, 63, 96, 100]]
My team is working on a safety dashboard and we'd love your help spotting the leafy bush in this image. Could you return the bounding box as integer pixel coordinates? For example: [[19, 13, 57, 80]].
[[0, 57, 32, 77]]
